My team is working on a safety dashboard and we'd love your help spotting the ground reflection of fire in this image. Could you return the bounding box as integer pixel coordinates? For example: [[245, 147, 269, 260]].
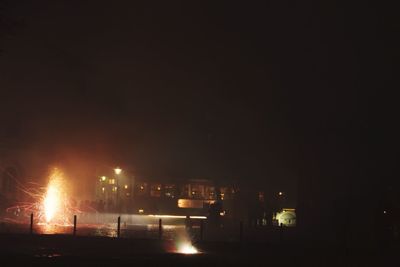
[[7, 168, 80, 226]]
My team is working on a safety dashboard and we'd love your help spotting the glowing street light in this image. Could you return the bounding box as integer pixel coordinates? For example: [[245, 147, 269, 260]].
[[278, 191, 283, 196], [114, 167, 122, 212], [114, 167, 122, 175]]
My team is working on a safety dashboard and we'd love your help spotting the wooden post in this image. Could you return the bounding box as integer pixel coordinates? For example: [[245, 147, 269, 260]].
[[239, 221, 243, 243], [73, 215, 77, 236], [200, 220, 204, 241], [117, 216, 121, 238], [30, 213, 33, 234], [158, 219, 162, 240]]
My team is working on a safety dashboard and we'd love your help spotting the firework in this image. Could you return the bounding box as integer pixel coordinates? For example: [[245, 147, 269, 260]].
[[6, 168, 80, 226]]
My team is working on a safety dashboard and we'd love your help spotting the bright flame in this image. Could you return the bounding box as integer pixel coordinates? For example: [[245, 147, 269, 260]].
[[177, 242, 199, 254], [41, 168, 71, 224], [44, 183, 61, 223]]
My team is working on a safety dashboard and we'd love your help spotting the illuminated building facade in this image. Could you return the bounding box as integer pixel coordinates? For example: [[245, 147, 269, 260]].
[[93, 171, 294, 226], [95, 175, 243, 217]]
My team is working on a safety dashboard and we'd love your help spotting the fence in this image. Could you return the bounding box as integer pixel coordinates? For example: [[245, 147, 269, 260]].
[[0, 212, 297, 243]]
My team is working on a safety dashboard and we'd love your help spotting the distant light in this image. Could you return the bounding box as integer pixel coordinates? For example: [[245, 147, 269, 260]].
[[114, 167, 122, 175], [124, 184, 128, 189], [157, 186, 161, 191], [220, 211, 226, 216], [140, 186, 144, 190], [138, 209, 144, 214], [192, 191, 195, 195], [102, 187, 105, 193], [101, 176, 107, 181], [383, 210, 387, 214], [278, 191, 283, 196]]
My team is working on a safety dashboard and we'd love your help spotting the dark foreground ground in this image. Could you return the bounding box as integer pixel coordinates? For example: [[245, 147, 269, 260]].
[[0, 233, 398, 266]]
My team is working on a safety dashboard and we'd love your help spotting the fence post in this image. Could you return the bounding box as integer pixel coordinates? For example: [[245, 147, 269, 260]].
[[200, 220, 204, 241], [117, 216, 121, 238], [73, 215, 77, 236], [30, 213, 33, 234], [158, 219, 162, 240], [239, 221, 243, 243]]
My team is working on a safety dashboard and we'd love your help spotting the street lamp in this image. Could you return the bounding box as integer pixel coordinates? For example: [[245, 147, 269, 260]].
[[114, 167, 122, 211], [114, 167, 122, 175]]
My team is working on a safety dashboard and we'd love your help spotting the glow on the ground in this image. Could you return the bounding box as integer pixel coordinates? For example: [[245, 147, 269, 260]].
[[177, 242, 199, 254]]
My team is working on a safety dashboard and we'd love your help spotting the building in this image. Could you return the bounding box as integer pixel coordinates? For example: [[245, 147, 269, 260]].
[[273, 208, 297, 227], [95, 174, 245, 218]]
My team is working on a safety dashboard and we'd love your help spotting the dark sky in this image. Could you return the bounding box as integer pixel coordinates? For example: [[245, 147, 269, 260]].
[[0, 1, 395, 200]]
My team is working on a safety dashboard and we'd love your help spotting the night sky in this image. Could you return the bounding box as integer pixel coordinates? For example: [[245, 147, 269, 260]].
[[0, 1, 395, 206]]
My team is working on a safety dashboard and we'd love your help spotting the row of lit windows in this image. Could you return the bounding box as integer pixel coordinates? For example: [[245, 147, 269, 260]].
[[135, 182, 236, 200]]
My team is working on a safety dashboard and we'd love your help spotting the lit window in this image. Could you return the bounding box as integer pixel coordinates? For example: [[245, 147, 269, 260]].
[[138, 209, 144, 214], [178, 199, 204, 209], [150, 183, 162, 197], [102, 187, 105, 193], [101, 176, 107, 181], [109, 179, 115, 185], [137, 183, 148, 196], [124, 184, 128, 189], [165, 184, 175, 198]]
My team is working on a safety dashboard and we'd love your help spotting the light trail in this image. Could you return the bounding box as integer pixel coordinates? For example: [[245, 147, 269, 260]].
[[147, 215, 207, 219]]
